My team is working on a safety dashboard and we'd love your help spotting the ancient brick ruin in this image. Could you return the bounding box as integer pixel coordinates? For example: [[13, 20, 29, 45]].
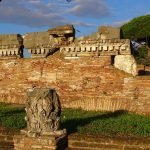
[[61, 26, 128, 57], [23, 25, 75, 58], [0, 25, 150, 115]]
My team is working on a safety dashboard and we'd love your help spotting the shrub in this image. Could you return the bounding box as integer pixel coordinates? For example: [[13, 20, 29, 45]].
[[133, 46, 150, 66]]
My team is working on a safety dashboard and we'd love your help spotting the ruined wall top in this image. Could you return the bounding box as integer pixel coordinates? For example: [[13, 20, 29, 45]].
[[24, 25, 75, 49], [79, 26, 120, 41], [0, 34, 23, 46], [24, 32, 51, 49], [48, 24, 75, 35], [0, 34, 23, 59], [61, 39, 131, 57], [0, 24, 131, 59], [23, 24, 75, 58], [60, 26, 131, 57], [99, 26, 120, 40]]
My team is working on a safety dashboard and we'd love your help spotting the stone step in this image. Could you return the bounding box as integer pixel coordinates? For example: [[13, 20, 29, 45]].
[[68, 141, 122, 150]]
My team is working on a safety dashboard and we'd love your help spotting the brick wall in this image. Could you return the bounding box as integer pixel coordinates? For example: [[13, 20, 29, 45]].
[[0, 52, 150, 114], [14, 133, 68, 150], [68, 134, 150, 150], [1, 126, 150, 150], [0, 126, 19, 150], [0, 126, 67, 150], [123, 76, 150, 114]]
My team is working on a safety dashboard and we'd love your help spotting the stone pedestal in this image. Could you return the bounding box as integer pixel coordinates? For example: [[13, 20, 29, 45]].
[[14, 88, 67, 150], [14, 129, 67, 150]]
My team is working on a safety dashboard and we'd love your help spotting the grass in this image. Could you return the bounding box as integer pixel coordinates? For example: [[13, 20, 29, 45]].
[[0, 103, 150, 137], [0, 103, 26, 129], [62, 109, 150, 137]]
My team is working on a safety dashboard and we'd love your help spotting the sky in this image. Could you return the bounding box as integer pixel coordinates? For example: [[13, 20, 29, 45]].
[[0, 0, 150, 37]]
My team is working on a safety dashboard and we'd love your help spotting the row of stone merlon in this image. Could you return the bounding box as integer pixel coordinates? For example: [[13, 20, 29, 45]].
[[0, 25, 75, 59], [79, 39, 130, 44], [62, 45, 130, 52], [28, 48, 55, 55], [0, 49, 19, 56], [61, 44, 131, 56]]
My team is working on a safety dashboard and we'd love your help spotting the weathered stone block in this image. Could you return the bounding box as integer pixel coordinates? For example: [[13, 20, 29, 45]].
[[99, 26, 120, 40], [114, 55, 137, 76], [25, 88, 61, 136]]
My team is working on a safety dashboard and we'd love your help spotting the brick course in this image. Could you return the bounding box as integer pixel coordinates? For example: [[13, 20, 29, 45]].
[[0, 52, 150, 114], [68, 134, 150, 150]]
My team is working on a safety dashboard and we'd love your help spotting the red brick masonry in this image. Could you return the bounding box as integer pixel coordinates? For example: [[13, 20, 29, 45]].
[[0, 52, 150, 114], [68, 134, 150, 150], [0, 127, 150, 150]]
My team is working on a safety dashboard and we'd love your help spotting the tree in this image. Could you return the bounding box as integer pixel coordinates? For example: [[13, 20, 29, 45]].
[[121, 15, 150, 66], [121, 15, 150, 43]]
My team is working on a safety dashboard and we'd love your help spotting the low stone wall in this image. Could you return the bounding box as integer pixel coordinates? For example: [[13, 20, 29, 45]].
[[0, 126, 19, 150], [68, 134, 150, 150], [0, 126, 150, 150]]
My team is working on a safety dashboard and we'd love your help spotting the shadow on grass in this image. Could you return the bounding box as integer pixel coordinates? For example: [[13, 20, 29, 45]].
[[0, 108, 25, 117], [0, 107, 26, 129], [62, 110, 128, 134]]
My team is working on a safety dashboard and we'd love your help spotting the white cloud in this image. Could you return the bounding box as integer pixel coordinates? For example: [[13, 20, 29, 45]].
[[111, 20, 130, 27], [66, 0, 110, 18], [0, 0, 67, 27], [0, 0, 110, 28], [73, 21, 97, 27]]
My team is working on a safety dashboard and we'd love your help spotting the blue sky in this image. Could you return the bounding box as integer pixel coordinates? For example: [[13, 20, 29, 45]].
[[0, 0, 150, 37]]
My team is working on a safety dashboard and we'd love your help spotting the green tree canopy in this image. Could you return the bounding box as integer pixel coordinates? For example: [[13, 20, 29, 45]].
[[121, 15, 150, 40]]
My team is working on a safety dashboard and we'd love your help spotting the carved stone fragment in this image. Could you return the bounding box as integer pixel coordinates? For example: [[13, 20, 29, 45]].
[[25, 88, 61, 136]]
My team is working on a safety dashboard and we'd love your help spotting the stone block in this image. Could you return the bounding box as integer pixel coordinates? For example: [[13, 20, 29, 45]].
[[114, 55, 137, 76], [109, 46, 114, 51], [14, 131, 67, 150], [92, 46, 98, 52], [80, 47, 86, 52], [99, 26, 120, 39], [0, 34, 23, 45], [24, 32, 51, 49], [103, 46, 108, 51], [76, 47, 81, 52]]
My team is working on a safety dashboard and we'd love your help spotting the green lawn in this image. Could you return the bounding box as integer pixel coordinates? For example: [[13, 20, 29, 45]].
[[0, 103, 150, 137], [0, 103, 26, 129]]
